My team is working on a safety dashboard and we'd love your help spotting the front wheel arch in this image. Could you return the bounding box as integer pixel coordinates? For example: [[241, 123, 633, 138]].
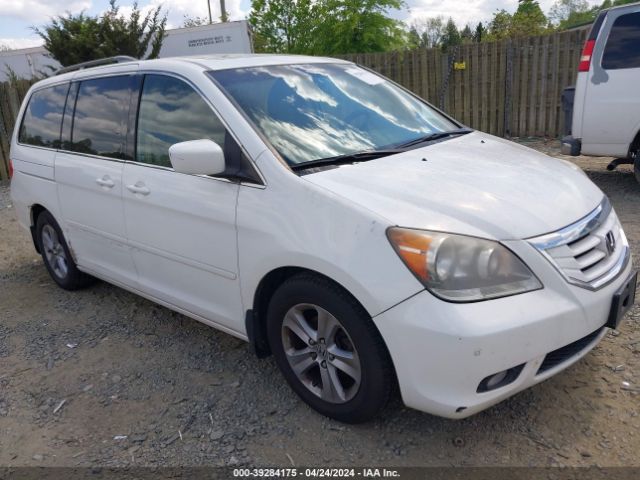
[[264, 271, 398, 422], [249, 267, 388, 360]]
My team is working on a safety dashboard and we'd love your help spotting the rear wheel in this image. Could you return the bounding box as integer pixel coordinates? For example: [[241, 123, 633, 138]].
[[36, 211, 95, 290], [634, 154, 640, 184], [266, 273, 394, 423]]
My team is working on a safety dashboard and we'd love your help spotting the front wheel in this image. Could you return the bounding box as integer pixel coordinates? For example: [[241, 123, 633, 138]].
[[266, 274, 395, 423], [36, 211, 95, 290]]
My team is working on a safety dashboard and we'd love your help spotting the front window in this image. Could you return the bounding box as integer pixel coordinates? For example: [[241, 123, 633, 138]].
[[209, 63, 458, 166], [136, 74, 226, 168]]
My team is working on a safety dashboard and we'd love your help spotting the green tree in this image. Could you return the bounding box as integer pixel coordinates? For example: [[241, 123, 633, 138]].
[[486, 1, 548, 40], [248, 0, 317, 53], [35, 0, 166, 67], [440, 17, 461, 51], [487, 9, 513, 40], [406, 25, 422, 49], [460, 24, 473, 44], [550, 0, 638, 31], [318, 0, 407, 54], [249, 0, 406, 55], [549, 0, 590, 26], [473, 22, 485, 42], [511, 0, 548, 36], [423, 16, 446, 48], [408, 16, 446, 49]]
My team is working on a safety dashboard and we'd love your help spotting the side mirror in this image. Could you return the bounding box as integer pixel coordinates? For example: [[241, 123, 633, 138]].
[[168, 139, 225, 175]]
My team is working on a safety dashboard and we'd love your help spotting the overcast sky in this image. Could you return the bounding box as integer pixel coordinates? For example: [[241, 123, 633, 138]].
[[0, 0, 603, 50]]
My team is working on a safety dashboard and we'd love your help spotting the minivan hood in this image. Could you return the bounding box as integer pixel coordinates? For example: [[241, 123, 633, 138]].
[[303, 132, 603, 240]]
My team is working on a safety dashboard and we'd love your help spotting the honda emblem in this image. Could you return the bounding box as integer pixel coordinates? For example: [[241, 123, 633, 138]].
[[605, 231, 616, 255]]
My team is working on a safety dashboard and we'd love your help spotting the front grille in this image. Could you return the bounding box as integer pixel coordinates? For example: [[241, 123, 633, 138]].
[[537, 327, 604, 374], [528, 198, 629, 290]]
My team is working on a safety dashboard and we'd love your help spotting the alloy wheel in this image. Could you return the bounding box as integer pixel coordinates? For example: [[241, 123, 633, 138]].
[[41, 224, 68, 279], [281, 303, 361, 404]]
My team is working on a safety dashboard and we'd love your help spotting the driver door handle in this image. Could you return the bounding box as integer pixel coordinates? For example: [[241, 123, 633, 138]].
[[126, 182, 150, 196], [96, 176, 115, 188]]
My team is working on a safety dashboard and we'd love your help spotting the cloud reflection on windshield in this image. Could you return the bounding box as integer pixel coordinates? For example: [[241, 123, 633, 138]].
[[211, 63, 458, 165]]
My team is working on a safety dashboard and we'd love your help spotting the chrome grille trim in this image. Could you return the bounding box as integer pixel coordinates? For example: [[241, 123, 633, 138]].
[[528, 197, 629, 291], [528, 197, 611, 250]]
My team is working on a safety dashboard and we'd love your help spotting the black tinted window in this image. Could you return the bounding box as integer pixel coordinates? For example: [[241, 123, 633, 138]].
[[71, 76, 130, 158], [19, 84, 69, 148], [602, 12, 640, 70], [136, 74, 226, 168]]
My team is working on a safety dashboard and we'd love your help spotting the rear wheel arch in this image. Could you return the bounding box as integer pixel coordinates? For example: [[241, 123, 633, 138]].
[[29, 204, 49, 253], [34, 209, 95, 290], [30, 204, 47, 225]]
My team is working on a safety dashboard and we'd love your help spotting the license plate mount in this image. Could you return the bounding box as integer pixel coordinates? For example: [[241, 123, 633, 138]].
[[606, 271, 638, 329]]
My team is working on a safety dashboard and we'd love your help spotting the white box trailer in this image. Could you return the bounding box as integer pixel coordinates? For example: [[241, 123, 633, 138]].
[[0, 20, 253, 82], [158, 21, 253, 57]]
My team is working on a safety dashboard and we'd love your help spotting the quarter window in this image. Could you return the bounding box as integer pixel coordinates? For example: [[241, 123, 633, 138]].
[[18, 83, 69, 148], [136, 74, 226, 168], [70, 76, 131, 159], [602, 12, 640, 70]]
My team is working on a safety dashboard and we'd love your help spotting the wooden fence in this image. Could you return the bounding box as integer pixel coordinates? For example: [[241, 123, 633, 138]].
[[0, 79, 35, 181], [339, 29, 588, 139], [0, 29, 587, 181]]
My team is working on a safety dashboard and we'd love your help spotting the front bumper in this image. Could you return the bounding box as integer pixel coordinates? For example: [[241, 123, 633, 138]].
[[373, 239, 633, 419]]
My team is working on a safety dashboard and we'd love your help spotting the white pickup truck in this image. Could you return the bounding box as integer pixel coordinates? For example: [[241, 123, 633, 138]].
[[561, 2, 640, 183]]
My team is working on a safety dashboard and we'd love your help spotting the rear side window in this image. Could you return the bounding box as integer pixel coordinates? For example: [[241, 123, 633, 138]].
[[602, 12, 640, 70], [136, 74, 226, 168], [70, 76, 131, 159], [18, 83, 69, 148]]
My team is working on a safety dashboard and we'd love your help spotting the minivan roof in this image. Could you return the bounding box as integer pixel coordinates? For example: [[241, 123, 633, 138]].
[[34, 54, 351, 89]]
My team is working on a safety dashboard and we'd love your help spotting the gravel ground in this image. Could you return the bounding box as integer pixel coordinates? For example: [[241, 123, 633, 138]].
[[0, 138, 639, 468]]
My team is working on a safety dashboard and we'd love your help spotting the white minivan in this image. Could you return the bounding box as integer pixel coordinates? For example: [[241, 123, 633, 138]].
[[10, 54, 637, 422], [562, 2, 640, 182]]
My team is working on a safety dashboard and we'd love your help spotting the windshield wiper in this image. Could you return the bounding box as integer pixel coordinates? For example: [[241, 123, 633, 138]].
[[395, 128, 473, 149], [290, 128, 473, 172], [290, 148, 403, 171]]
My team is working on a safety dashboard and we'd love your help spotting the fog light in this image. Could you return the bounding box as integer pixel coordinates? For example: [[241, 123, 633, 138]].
[[477, 364, 525, 393], [486, 370, 508, 389]]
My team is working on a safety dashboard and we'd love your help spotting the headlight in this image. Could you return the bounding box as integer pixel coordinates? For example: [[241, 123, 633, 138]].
[[387, 228, 542, 302]]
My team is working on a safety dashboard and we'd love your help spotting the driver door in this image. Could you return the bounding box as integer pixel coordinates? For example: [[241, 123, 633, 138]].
[[122, 73, 243, 331]]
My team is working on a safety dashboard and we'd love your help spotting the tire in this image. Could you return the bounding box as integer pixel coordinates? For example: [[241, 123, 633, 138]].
[[266, 273, 394, 423], [36, 211, 95, 290], [635, 155, 640, 185]]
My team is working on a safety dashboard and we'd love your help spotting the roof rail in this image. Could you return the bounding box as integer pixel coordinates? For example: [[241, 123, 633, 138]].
[[54, 55, 137, 76]]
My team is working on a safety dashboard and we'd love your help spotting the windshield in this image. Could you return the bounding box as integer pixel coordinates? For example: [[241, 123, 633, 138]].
[[208, 63, 459, 166]]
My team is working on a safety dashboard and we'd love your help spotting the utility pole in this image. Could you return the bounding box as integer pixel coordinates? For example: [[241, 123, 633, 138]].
[[220, 0, 228, 22], [207, 0, 213, 24]]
